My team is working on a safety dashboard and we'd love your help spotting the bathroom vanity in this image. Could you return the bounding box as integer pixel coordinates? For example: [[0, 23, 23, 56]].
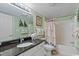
[[0, 37, 45, 56], [18, 42, 45, 56]]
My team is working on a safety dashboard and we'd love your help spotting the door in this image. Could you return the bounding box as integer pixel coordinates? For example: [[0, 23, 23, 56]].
[[55, 20, 75, 46]]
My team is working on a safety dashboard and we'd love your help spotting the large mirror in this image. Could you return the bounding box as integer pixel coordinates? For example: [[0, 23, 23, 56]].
[[0, 3, 34, 42]]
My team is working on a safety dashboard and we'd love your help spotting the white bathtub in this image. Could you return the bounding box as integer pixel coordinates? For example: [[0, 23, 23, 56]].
[[56, 44, 79, 56]]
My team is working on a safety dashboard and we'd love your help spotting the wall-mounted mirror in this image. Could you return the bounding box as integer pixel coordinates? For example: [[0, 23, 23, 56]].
[[0, 3, 34, 42]]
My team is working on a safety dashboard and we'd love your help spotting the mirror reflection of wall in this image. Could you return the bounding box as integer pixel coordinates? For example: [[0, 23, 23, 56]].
[[0, 12, 13, 42], [0, 3, 46, 42]]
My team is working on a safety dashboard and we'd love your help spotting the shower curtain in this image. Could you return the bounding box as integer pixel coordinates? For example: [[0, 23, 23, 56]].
[[45, 20, 56, 45]]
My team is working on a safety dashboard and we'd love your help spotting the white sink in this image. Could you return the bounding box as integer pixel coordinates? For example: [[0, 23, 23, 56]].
[[44, 44, 55, 50], [17, 42, 33, 48]]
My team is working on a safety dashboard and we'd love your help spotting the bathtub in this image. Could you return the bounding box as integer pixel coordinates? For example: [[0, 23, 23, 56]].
[[56, 44, 79, 56]]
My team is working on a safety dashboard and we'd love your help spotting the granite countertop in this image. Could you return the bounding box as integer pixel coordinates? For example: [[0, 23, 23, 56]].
[[0, 37, 44, 56], [0, 39, 20, 52], [16, 40, 44, 56]]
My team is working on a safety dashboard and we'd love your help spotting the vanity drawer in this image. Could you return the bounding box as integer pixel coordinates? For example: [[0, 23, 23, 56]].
[[0, 48, 13, 56], [19, 42, 44, 56]]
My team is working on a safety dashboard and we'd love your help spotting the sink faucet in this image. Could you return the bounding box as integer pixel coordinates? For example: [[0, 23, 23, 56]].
[[20, 38, 24, 43], [31, 33, 37, 43], [31, 36, 35, 43]]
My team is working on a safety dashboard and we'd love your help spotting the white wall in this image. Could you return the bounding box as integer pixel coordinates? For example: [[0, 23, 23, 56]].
[[0, 12, 13, 42], [55, 19, 76, 46]]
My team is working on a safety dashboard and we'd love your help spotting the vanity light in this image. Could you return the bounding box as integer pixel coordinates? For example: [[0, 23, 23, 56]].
[[11, 3, 30, 12], [9, 3, 32, 15]]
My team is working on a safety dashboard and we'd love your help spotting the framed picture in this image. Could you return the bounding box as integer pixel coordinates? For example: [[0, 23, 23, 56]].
[[36, 16, 42, 26]]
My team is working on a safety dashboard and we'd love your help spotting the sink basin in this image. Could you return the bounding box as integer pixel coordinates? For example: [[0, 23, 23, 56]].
[[44, 44, 55, 50], [17, 42, 33, 48]]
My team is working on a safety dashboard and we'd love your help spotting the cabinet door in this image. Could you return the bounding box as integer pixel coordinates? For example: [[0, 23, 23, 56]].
[[23, 51, 33, 56], [23, 45, 40, 56], [18, 53, 24, 56], [33, 49, 44, 56], [18, 42, 45, 56], [11, 47, 21, 56], [24, 42, 44, 56], [33, 45, 45, 56], [0, 47, 21, 56], [0, 49, 13, 56]]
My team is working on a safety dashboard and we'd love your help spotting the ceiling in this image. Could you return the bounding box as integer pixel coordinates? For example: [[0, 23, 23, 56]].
[[0, 3, 31, 16], [24, 3, 78, 19]]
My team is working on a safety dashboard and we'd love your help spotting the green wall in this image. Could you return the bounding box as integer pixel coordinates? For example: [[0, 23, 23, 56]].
[[12, 14, 46, 39], [55, 15, 75, 21], [12, 15, 33, 39], [76, 9, 79, 49]]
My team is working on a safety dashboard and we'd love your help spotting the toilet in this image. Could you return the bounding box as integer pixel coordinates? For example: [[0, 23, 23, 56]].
[[43, 44, 56, 56]]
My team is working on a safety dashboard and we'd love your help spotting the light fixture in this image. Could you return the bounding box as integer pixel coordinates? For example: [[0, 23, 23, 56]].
[[11, 3, 30, 12]]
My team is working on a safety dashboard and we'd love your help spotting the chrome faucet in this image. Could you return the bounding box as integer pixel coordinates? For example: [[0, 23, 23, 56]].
[[31, 33, 37, 43], [20, 38, 24, 43]]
